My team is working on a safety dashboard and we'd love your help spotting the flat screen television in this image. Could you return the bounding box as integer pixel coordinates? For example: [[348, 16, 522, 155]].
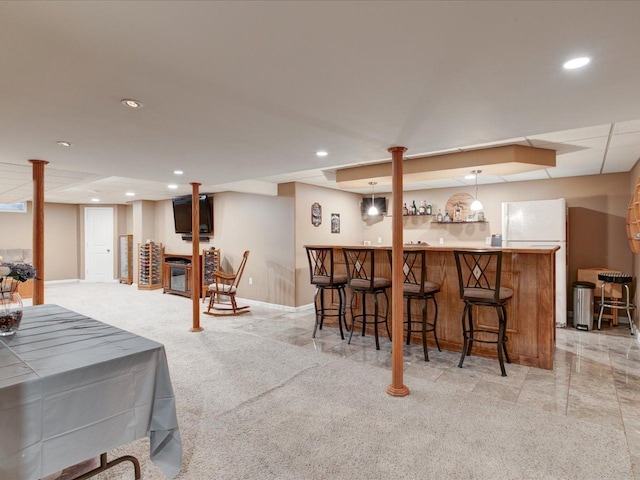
[[172, 194, 214, 234], [362, 197, 387, 215]]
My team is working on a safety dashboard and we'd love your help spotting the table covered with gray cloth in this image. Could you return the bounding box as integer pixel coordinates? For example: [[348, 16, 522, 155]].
[[0, 304, 182, 479]]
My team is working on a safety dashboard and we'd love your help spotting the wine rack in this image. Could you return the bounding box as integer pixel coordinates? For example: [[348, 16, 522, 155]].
[[138, 242, 163, 290], [202, 248, 220, 300]]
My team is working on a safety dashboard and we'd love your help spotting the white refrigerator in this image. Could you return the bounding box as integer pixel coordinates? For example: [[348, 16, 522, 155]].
[[501, 198, 568, 327]]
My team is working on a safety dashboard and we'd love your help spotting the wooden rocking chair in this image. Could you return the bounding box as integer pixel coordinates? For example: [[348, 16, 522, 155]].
[[204, 250, 250, 316]]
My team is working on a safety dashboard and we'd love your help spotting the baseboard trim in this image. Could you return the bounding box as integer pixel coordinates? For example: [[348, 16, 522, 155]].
[[42, 281, 312, 313], [45, 279, 82, 285], [234, 297, 314, 313]]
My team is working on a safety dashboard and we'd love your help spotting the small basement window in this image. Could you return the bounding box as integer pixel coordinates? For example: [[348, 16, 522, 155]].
[[0, 203, 27, 213]]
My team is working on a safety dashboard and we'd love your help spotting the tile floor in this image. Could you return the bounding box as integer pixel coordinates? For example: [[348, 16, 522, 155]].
[[233, 307, 640, 478]]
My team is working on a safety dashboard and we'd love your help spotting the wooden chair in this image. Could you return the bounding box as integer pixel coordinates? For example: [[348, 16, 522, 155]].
[[205, 250, 250, 316]]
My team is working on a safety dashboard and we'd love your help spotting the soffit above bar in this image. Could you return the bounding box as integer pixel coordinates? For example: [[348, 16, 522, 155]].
[[335, 145, 556, 189]]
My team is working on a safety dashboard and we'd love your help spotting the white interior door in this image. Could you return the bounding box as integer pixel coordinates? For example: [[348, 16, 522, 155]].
[[85, 207, 114, 282]]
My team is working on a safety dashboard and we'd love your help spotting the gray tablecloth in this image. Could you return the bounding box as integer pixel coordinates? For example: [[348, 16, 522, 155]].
[[0, 304, 182, 479]]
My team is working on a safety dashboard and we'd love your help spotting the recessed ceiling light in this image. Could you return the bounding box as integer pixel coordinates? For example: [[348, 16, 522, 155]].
[[316, 151, 328, 157], [56, 141, 72, 147], [168, 184, 178, 189], [563, 57, 590, 70], [121, 98, 143, 109], [125, 192, 135, 197], [173, 170, 184, 175], [91, 198, 100, 202]]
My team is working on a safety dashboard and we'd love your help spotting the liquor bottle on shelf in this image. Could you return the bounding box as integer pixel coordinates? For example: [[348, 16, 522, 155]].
[[426, 203, 432, 215], [436, 209, 443, 222], [402, 203, 408, 216], [454, 203, 462, 221], [411, 201, 418, 216], [443, 211, 451, 222], [418, 201, 426, 215]]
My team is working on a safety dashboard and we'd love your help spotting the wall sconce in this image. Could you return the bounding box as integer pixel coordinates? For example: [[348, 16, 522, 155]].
[[470, 170, 483, 211], [368, 181, 378, 216]]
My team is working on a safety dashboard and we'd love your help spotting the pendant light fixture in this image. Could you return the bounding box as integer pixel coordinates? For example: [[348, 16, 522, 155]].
[[470, 170, 483, 211], [367, 181, 378, 216]]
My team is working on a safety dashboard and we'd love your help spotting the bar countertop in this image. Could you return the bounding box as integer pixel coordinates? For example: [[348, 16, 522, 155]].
[[305, 243, 560, 254]]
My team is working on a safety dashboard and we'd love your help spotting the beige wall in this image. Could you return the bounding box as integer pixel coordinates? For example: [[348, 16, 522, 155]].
[[131, 201, 157, 283], [361, 173, 632, 312], [155, 192, 296, 306], [45, 203, 80, 280], [1, 172, 636, 315], [289, 182, 363, 307], [211, 192, 295, 306], [363, 173, 630, 252], [0, 203, 33, 248], [0, 202, 79, 281]]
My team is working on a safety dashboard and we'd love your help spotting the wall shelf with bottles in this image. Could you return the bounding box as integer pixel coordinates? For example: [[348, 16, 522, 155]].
[[432, 220, 488, 224], [402, 200, 433, 217]]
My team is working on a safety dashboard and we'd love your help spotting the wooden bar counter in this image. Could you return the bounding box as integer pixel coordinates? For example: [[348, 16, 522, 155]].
[[306, 244, 559, 370]]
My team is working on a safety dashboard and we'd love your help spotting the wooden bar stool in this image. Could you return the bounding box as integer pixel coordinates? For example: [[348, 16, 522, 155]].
[[305, 247, 347, 339], [343, 247, 391, 350], [454, 250, 513, 377], [390, 249, 441, 361]]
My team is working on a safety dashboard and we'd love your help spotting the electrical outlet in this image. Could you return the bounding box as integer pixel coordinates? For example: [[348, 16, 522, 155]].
[[248, 277, 253, 285], [486, 236, 491, 245]]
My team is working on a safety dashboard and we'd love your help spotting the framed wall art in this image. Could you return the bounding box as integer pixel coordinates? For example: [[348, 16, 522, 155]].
[[331, 213, 340, 234], [311, 202, 322, 227]]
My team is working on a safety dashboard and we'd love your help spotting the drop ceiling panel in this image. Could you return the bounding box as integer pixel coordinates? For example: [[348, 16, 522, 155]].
[[614, 119, 640, 135], [529, 135, 608, 156], [527, 124, 612, 143], [460, 137, 529, 150], [0, 171, 30, 181], [411, 178, 471, 189], [0, 163, 31, 173], [609, 131, 640, 149], [47, 169, 98, 180], [548, 151, 604, 178], [500, 170, 550, 182], [602, 144, 640, 173]]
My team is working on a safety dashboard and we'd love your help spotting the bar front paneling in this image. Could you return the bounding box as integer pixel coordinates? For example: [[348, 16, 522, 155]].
[[305, 245, 558, 370]]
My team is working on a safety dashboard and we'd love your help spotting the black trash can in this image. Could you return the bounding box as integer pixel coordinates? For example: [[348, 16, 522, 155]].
[[573, 281, 595, 331]]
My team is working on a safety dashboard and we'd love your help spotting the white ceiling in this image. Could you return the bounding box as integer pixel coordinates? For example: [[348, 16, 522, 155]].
[[1, 1, 640, 204]]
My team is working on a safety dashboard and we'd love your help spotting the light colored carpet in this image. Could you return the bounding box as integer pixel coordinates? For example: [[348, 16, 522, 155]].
[[41, 283, 633, 479]]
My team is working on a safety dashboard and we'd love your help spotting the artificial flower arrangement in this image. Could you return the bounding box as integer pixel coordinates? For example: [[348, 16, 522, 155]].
[[0, 255, 37, 293], [0, 255, 36, 335]]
